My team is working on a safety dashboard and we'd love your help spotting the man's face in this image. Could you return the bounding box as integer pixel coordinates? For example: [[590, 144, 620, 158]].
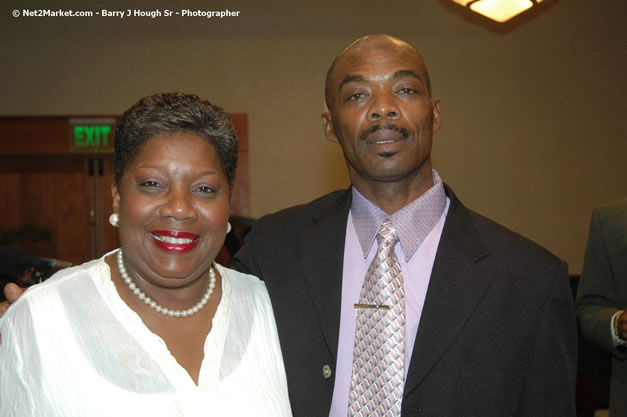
[[322, 38, 441, 191]]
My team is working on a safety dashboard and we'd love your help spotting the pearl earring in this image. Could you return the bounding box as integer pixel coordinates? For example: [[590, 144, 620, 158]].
[[109, 213, 119, 227], [226, 222, 232, 234]]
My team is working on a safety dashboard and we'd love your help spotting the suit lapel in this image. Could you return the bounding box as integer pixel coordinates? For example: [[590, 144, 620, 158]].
[[299, 189, 352, 358], [404, 186, 491, 395]]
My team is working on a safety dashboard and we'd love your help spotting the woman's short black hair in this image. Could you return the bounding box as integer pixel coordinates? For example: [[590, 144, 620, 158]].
[[114, 92, 238, 189]]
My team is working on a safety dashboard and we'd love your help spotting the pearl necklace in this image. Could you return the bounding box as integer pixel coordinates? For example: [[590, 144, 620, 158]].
[[116, 249, 216, 318]]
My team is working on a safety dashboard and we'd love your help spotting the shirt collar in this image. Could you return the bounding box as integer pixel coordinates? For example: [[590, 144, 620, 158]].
[[350, 170, 446, 262]]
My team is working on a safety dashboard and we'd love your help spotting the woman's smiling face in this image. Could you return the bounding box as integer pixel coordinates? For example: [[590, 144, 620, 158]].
[[112, 132, 230, 289]]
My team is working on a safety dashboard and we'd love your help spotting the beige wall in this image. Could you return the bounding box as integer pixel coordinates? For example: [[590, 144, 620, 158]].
[[2, 0, 625, 273]]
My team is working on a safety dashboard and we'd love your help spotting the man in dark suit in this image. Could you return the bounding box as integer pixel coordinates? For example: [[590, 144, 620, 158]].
[[234, 34, 577, 416], [576, 198, 627, 416], [2, 34, 578, 416]]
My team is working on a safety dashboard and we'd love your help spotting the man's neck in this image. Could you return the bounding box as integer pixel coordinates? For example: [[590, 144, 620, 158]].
[[351, 172, 434, 215]]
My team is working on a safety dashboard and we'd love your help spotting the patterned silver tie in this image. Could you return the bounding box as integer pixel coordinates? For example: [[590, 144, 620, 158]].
[[348, 219, 405, 417]]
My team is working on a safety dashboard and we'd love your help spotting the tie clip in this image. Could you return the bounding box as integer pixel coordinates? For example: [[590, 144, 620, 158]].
[[354, 303, 390, 310]]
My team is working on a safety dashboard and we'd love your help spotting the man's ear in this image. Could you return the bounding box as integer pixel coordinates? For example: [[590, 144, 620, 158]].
[[111, 183, 120, 214], [321, 111, 339, 143], [431, 98, 441, 133]]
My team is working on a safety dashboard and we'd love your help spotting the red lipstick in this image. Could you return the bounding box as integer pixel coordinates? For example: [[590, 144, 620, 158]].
[[150, 230, 200, 253]]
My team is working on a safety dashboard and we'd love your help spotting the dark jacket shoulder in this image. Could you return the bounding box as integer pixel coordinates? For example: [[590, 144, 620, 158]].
[[442, 185, 565, 279], [250, 189, 350, 235], [233, 189, 350, 277], [462, 206, 566, 279]]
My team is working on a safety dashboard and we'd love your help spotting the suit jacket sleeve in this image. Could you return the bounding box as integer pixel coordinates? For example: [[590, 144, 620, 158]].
[[516, 260, 578, 416], [576, 207, 627, 360]]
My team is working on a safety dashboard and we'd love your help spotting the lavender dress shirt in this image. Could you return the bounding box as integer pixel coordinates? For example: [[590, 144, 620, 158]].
[[329, 171, 449, 417]]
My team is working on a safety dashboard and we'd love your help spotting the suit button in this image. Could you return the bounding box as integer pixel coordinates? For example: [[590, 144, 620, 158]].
[[322, 364, 332, 379]]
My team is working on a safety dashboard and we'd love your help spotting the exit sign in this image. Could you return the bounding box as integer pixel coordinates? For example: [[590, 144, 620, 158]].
[[69, 118, 115, 153]]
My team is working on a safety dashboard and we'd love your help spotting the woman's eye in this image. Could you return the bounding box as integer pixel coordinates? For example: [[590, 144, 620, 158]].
[[140, 180, 162, 188], [195, 186, 215, 194]]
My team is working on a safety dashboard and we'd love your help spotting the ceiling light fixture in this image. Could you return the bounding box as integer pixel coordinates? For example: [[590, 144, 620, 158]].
[[450, 0, 545, 23]]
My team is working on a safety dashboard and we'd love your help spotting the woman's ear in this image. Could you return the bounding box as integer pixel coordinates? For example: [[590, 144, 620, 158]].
[[111, 183, 120, 214]]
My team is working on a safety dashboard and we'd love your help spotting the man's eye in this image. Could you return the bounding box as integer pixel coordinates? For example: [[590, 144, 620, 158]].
[[399, 87, 417, 95], [348, 92, 367, 101]]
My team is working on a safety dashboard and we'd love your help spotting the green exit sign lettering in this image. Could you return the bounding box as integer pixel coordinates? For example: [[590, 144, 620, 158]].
[[69, 118, 116, 153]]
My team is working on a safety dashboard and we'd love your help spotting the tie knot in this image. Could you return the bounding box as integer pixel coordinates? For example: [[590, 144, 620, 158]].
[[376, 219, 399, 248]]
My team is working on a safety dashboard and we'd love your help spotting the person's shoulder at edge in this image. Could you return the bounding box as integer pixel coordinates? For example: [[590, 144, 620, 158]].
[[594, 197, 627, 219]]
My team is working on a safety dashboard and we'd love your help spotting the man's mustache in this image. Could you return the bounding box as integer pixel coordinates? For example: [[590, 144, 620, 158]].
[[360, 124, 409, 142]]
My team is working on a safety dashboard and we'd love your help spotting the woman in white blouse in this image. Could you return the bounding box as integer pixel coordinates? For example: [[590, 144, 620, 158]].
[[0, 93, 292, 417]]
